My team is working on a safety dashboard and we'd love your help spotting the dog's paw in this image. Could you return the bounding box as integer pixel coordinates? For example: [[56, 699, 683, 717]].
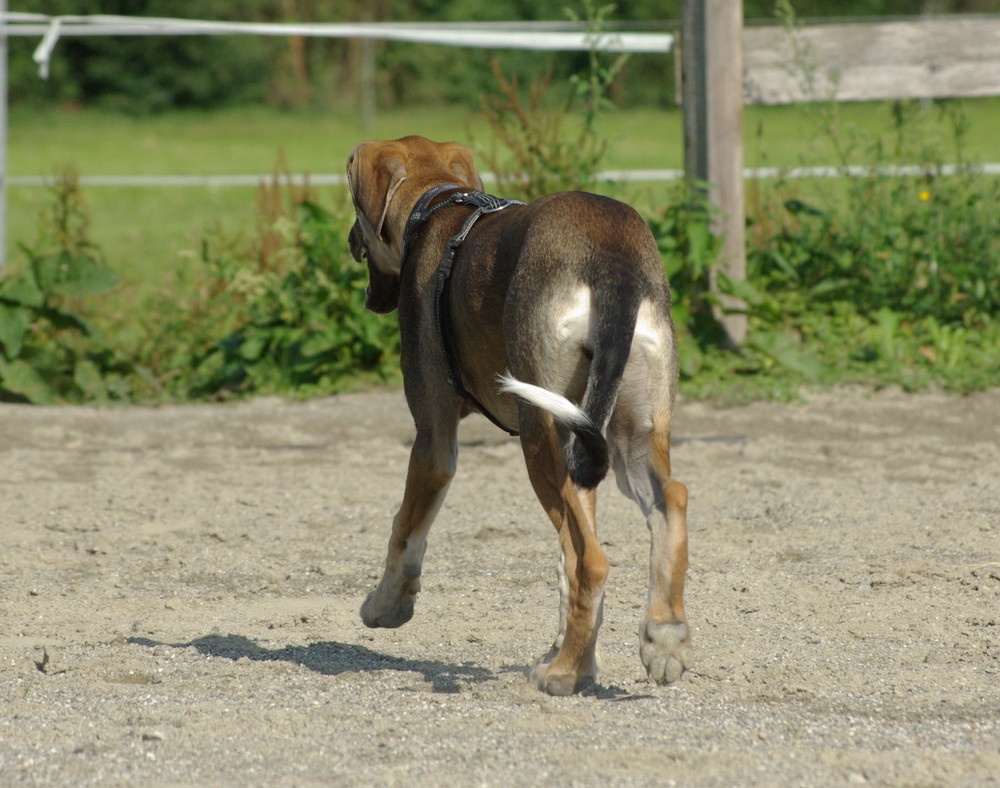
[[528, 650, 595, 696], [359, 577, 419, 629], [639, 620, 693, 685], [529, 661, 590, 697]]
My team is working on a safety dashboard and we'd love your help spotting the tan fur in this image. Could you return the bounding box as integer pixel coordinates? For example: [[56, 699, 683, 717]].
[[347, 136, 691, 695]]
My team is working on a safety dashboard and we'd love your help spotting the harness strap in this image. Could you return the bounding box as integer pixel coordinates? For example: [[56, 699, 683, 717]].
[[406, 188, 525, 436], [401, 182, 464, 257]]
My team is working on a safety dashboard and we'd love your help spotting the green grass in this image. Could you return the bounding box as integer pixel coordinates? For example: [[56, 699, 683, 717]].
[[13, 97, 998, 174], [8, 98, 1000, 307], [10, 104, 493, 176], [6, 98, 999, 404]]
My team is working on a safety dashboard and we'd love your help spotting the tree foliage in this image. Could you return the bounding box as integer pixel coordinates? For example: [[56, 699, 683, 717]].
[[11, 0, 990, 112]]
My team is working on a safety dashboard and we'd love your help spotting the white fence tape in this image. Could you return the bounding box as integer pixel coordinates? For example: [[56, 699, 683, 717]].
[[9, 163, 1000, 188], [2, 13, 674, 78]]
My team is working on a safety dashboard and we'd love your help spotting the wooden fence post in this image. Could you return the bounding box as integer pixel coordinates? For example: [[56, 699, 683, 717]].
[[681, 0, 746, 347]]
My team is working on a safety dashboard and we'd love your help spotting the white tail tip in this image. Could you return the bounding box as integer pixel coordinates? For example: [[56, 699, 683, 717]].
[[497, 373, 589, 428]]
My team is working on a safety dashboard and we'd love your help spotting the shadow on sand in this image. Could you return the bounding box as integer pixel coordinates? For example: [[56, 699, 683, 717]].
[[128, 633, 493, 694], [128, 633, 656, 700]]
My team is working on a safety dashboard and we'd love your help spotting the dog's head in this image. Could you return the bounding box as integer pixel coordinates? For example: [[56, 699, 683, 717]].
[[346, 136, 483, 313]]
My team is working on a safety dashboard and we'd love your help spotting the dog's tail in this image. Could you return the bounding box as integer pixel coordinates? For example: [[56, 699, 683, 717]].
[[498, 374, 608, 488], [498, 286, 641, 490]]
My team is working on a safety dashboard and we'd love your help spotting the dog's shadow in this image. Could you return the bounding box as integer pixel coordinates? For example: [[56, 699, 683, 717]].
[[127, 633, 492, 694], [128, 634, 648, 699]]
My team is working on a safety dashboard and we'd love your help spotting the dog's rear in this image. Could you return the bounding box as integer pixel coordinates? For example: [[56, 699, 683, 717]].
[[500, 191, 677, 492]]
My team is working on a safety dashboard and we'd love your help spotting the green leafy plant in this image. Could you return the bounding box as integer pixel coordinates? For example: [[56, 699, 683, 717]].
[[141, 171, 400, 400], [707, 148, 995, 399], [651, 1, 1000, 402], [199, 200, 400, 397], [646, 182, 728, 379], [749, 171, 999, 325], [0, 171, 135, 403], [475, 0, 628, 201]]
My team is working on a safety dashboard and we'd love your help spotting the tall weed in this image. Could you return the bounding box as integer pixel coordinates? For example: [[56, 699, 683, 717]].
[[0, 171, 137, 403], [475, 0, 627, 201], [732, 156, 1000, 395], [750, 169, 1000, 325], [140, 171, 400, 399]]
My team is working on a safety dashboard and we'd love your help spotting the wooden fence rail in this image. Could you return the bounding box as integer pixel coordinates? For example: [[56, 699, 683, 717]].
[[743, 16, 1000, 105]]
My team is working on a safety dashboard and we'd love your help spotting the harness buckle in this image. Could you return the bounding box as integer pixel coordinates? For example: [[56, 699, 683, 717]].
[[454, 191, 524, 213]]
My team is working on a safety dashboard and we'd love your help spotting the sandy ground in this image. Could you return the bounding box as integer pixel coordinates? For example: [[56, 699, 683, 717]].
[[1, 386, 998, 787]]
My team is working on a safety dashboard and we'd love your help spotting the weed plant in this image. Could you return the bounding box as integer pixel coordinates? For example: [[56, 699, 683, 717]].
[[0, 172, 138, 403], [138, 171, 400, 400], [475, 0, 627, 201], [728, 152, 1000, 397]]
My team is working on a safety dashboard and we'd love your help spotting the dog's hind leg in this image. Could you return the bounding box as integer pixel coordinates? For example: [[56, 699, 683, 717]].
[[520, 411, 609, 696], [543, 486, 599, 659], [613, 415, 693, 684], [360, 420, 458, 629]]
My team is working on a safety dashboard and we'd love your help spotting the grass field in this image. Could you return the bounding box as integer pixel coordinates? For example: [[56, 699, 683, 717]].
[[8, 97, 1000, 301]]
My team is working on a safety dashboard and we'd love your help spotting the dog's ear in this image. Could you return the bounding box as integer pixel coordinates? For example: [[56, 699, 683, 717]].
[[347, 143, 407, 314], [347, 144, 408, 249], [445, 143, 485, 191]]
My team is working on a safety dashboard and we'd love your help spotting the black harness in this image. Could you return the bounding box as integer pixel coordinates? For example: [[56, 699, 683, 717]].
[[403, 185, 525, 436]]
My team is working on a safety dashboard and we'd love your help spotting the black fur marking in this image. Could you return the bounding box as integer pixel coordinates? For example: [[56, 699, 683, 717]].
[[568, 420, 609, 490], [567, 260, 647, 490]]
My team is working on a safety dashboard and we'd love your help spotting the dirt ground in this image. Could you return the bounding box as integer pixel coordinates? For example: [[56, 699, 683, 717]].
[[1, 386, 998, 786]]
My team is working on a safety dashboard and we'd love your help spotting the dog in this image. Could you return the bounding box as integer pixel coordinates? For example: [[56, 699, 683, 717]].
[[346, 135, 691, 695]]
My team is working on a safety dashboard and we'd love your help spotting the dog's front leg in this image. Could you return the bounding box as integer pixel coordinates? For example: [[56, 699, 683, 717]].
[[361, 425, 457, 629]]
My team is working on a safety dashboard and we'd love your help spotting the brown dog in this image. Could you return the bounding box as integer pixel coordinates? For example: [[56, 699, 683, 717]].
[[346, 135, 691, 695]]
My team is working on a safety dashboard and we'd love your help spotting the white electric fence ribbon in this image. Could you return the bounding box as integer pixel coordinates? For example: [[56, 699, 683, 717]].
[[32, 17, 61, 79], [2, 13, 673, 79]]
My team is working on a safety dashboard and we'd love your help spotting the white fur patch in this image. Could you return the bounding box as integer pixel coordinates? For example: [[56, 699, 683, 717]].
[[633, 299, 665, 353], [556, 287, 592, 343], [497, 374, 588, 428]]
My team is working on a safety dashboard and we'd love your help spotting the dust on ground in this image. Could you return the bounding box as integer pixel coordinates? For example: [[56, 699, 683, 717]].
[[1, 387, 998, 786]]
